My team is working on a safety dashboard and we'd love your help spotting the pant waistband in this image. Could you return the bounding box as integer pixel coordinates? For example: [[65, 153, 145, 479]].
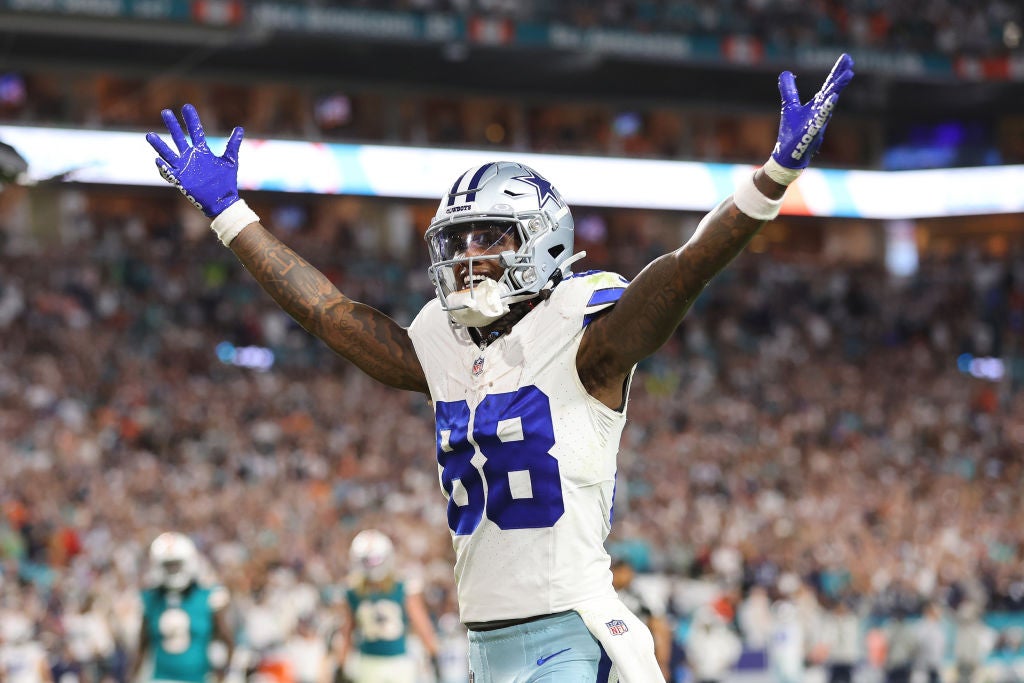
[[465, 610, 575, 633]]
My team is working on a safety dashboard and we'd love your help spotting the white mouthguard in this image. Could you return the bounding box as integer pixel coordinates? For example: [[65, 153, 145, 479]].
[[447, 278, 511, 327]]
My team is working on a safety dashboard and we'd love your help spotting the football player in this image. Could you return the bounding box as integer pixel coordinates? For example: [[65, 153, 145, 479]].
[[130, 532, 235, 683], [336, 530, 439, 683], [147, 53, 854, 682]]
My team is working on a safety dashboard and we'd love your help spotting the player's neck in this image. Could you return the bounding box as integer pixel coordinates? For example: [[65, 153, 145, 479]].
[[470, 298, 539, 348]]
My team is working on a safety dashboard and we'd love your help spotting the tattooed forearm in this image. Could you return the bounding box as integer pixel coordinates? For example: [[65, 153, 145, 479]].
[[672, 168, 784, 296], [589, 170, 784, 371], [228, 224, 427, 393]]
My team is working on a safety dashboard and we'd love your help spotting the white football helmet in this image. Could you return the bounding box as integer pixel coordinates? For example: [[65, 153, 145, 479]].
[[349, 529, 394, 583], [425, 161, 578, 327], [149, 532, 199, 592]]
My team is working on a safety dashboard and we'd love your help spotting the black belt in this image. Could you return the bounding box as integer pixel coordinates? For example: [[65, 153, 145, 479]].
[[465, 610, 573, 632]]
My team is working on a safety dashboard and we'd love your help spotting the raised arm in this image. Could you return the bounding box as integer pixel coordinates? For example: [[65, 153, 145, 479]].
[[146, 106, 427, 394], [580, 54, 854, 405]]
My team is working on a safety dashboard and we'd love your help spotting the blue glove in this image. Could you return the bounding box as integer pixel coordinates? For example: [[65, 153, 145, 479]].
[[771, 53, 855, 170], [146, 104, 245, 218]]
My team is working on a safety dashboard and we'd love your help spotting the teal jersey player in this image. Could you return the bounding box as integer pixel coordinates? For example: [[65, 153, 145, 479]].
[[130, 533, 234, 683], [345, 580, 409, 656], [141, 584, 227, 682], [338, 530, 439, 683]]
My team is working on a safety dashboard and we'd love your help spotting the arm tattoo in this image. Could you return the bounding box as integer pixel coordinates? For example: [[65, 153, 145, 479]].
[[587, 176, 780, 379], [229, 225, 427, 393]]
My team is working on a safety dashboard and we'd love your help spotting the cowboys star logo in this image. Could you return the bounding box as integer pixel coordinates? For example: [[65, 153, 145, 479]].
[[512, 171, 563, 209]]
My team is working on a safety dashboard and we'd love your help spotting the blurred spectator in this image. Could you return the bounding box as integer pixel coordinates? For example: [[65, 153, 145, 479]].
[[884, 610, 917, 683], [768, 600, 805, 683], [916, 602, 948, 683], [0, 612, 52, 683], [612, 558, 673, 679], [819, 599, 862, 683], [736, 586, 773, 651], [684, 606, 742, 683], [281, 614, 331, 683], [953, 602, 998, 683], [434, 613, 468, 683]]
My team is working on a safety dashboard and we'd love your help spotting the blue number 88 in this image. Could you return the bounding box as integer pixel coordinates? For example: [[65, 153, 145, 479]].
[[435, 385, 565, 534]]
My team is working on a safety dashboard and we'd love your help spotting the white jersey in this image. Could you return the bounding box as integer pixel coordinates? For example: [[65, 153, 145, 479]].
[[408, 270, 632, 624], [0, 640, 48, 683]]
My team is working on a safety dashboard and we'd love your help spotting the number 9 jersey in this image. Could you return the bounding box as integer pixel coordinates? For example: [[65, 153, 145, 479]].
[[408, 270, 632, 624], [140, 584, 228, 683]]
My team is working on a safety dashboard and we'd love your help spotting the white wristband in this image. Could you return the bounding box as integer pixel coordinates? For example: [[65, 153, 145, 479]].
[[733, 172, 784, 221], [762, 157, 804, 186], [210, 200, 260, 246]]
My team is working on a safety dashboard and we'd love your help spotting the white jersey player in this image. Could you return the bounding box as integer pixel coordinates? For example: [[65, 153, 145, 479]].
[[390, 161, 659, 680], [147, 54, 854, 681], [410, 267, 630, 623]]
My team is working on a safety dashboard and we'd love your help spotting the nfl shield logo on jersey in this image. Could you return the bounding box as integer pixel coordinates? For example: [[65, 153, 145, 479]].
[[472, 356, 485, 376], [606, 619, 629, 636]]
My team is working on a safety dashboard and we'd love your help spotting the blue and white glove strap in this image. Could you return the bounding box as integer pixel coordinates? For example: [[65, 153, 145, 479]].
[[210, 200, 259, 246], [763, 157, 804, 187], [733, 172, 784, 221]]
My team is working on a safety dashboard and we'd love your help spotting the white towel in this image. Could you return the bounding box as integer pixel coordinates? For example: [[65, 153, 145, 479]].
[[575, 596, 666, 682]]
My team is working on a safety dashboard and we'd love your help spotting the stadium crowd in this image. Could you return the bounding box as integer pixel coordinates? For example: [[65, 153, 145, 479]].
[[0, 4, 1021, 674], [1, 182, 1022, 680]]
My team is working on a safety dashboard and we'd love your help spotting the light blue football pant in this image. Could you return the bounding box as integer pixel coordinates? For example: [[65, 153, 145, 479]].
[[467, 611, 613, 683]]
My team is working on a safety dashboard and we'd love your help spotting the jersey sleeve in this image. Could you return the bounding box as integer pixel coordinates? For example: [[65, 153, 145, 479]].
[[573, 271, 630, 327], [207, 586, 230, 611]]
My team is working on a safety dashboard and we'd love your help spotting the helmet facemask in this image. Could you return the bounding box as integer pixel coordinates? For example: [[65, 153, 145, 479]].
[[426, 162, 576, 328], [427, 218, 541, 327]]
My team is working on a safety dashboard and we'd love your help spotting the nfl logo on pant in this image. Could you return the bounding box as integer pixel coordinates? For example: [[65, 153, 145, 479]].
[[605, 619, 629, 636]]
